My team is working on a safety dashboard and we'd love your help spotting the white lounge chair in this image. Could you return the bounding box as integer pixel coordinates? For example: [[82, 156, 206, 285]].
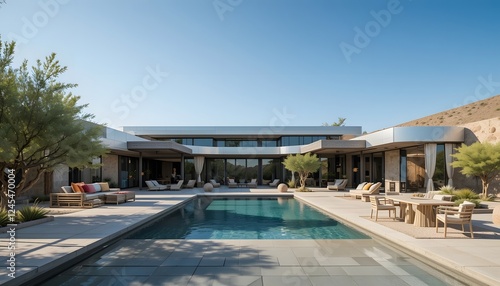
[[269, 179, 280, 187], [169, 180, 184, 190], [327, 179, 348, 191], [349, 182, 382, 201], [247, 178, 257, 188], [145, 180, 167, 191], [227, 178, 237, 188], [185, 179, 196, 189], [209, 179, 220, 188]]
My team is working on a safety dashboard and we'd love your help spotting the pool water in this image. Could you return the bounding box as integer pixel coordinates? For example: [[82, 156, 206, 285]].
[[128, 197, 370, 239]]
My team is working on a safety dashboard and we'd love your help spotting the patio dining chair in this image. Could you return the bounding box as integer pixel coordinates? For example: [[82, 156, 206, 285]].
[[370, 196, 396, 221], [436, 201, 475, 238]]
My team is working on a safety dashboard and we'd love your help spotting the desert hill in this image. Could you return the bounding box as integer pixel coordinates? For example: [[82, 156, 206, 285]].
[[397, 95, 500, 127]]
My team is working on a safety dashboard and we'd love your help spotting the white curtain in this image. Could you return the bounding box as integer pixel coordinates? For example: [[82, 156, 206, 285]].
[[445, 144, 454, 187], [194, 156, 204, 183], [425, 143, 437, 195]]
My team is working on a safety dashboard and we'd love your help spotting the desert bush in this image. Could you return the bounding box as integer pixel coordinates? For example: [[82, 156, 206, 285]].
[[438, 185, 456, 194], [16, 201, 49, 223], [453, 198, 481, 207], [0, 209, 9, 227]]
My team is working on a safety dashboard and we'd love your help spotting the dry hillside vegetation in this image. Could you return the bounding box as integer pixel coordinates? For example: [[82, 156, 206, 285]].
[[398, 95, 500, 127]]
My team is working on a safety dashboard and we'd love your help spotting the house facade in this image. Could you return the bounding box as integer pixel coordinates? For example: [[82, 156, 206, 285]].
[[58, 125, 470, 194]]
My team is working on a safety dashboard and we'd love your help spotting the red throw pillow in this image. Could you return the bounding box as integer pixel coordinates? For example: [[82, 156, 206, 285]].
[[82, 184, 96, 193]]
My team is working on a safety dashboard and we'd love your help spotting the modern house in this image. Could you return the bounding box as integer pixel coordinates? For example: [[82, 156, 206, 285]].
[[58, 125, 464, 193], [32, 95, 500, 197]]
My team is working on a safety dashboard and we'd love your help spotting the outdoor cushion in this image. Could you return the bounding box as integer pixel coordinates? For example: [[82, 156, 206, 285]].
[[92, 183, 102, 192], [363, 183, 373, 190], [97, 182, 110, 191], [458, 201, 475, 213], [356, 182, 367, 190], [71, 182, 85, 193], [82, 184, 96, 193], [369, 182, 381, 191]]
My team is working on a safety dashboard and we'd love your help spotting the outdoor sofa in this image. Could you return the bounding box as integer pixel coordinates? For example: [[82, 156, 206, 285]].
[[50, 182, 134, 208]]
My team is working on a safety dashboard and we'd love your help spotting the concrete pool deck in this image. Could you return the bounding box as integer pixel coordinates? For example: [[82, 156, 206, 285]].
[[1, 187, 499, 285]]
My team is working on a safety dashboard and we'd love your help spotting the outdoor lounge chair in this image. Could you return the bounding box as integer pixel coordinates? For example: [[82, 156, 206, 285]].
[[185, 179, 196, 188], [209, 179, 221, 188], [349, 182, 382, 201], [327, 179, 348, 191], [169, 180, 184, 190], [436, 201, 475, 238], [269, 179, 280, 187], [247, 178, 257, 188], [145, 180, 168, 191], [227, 178, 237, 188], [370, 196, 396, 221]]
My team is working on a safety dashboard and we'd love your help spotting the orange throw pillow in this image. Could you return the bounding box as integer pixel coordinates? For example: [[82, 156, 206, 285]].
[[71, 182, 85, 193]]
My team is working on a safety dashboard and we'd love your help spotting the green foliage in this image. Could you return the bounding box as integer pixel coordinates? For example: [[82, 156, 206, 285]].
[[283, 153, 321, 191], [454, 188, 480, 200], [0, 37, 106, 208], [287, 179, 297, 188], [16, 201, 49, 223], [322, 117, 346, 126], [453, 198, 481, 207], [438, 185, 456, 195], [0, 209, 9, 227], [451, 142, 500, 198]]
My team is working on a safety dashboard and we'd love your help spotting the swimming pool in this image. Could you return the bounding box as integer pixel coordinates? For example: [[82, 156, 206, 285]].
[[38, 195, 469, 286], [128, 197, 370, 239]]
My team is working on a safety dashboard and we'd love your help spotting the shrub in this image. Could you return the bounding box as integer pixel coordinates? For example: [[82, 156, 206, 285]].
[[287, 179, 297, 188], [16, 201, 49, 223], [454, 188, 480, 200], [0, 209, 10, 227], [453, 198, 481, 207], [438, 185, 456, 195]]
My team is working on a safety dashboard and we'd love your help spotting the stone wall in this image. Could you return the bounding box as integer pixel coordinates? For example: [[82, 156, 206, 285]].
[[384, 150, 401, 192], [102, 154, 119, 187]]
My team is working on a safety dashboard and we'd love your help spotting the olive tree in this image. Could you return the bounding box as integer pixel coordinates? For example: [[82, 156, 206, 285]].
[[283, 153, 321, 192], [451, 142, 500, 199], [0, 39, 106, 209]]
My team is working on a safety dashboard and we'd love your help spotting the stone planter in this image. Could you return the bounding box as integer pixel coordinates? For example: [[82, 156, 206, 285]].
[[493, 205, 500, 226], [203, 183, 213, 192]]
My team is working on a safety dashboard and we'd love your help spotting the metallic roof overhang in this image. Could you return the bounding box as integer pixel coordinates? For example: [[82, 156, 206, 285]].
[[127, 141, 192, 158], [121, 126, 363, 139]]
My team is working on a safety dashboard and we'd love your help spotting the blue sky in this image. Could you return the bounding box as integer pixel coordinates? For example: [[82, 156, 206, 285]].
[[1, 0, 499, 133]]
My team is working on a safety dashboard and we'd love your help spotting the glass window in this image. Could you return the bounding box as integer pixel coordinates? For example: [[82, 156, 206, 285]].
[[261, 140, 277, 147], [184, 158, 195, 181], [241, 141, 258, 147], [193, 138, 213, 146], [433, 144, 446, 189]]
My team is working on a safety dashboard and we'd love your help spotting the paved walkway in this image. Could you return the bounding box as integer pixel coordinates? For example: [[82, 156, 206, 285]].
[[0, 187, 499, 285]]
